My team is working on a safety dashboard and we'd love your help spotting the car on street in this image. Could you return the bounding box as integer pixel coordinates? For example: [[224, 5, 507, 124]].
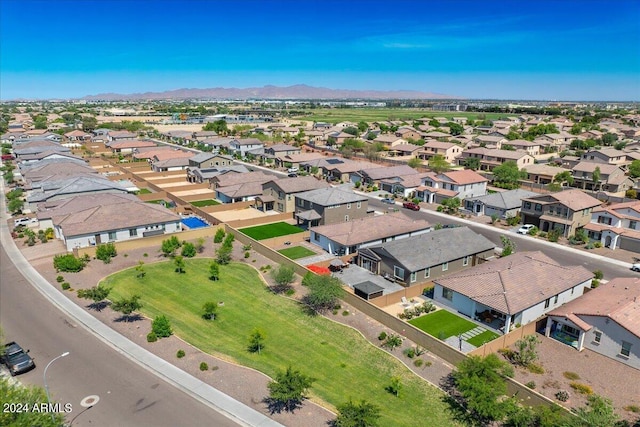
[[381, 197, 395, 204], [1, 341, 36, 376], [402, 201, 420, 211], [631, 263, 640, 272], [517, 224, 535, 235]]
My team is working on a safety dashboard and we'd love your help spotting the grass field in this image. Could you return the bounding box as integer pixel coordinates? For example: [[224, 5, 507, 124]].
[[292, 108, 507, 124], [409, 310, 478, 339], [191, 199, 220, 207], [240, 222, 305, 240], [467, 330, 500, 347], [277, 246, 316, 260], [103, 260, 458, 426]]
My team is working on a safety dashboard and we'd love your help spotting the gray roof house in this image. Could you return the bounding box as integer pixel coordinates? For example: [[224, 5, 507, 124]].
[[294, 186, 369, 227], [26, 176, 131, 208], [464, 189, 539, 218], [357, 227, 495, 287]]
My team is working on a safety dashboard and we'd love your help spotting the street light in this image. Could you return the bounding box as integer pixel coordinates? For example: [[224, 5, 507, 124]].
[[44, 352, 70, 422]]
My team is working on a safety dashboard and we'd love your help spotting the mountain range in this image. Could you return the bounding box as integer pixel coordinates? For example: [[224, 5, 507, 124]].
[[81, 84, 459, 101]]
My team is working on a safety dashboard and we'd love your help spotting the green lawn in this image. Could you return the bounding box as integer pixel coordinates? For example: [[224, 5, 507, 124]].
[[103, 260, 457, 426], [292, 108, 507, 124], [277, 246, 316, 260], [191, 199, 220, 207], [467, 330, 500, 347], [137, 188, 152, 194], [145, 199, 165, 204], [409, 310, 478, 339], [240, 222, 305, 240]]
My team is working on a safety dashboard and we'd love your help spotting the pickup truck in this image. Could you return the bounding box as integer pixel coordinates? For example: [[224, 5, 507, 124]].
[[1, 342, 36, 375], [402, 201, 420, 211]]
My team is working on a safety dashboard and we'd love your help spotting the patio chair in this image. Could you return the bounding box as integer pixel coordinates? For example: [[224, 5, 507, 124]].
[[401, 297, 410, 307]]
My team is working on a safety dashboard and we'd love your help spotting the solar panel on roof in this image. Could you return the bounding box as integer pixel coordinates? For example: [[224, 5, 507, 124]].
[[326, 158, 344, 164]]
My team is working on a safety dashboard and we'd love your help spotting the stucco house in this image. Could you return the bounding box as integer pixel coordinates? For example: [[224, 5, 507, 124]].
[[418, 140, 463, 163], [257, 176, 329, 213], [464, 189, 539, 218], [584, 200, 640, 252], [434, 251, 593, 333], [294, 186, 369, 228], [415, 169, 488, 204], [570, 162, 633, 194], [458, 147, 535, 171], [228, 138, 264, 157], [545, 277, 640, 370]]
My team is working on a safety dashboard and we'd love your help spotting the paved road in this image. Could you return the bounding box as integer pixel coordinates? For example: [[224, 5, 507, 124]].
[[368, 198, 638, 281], [0, 244, 241, 427]]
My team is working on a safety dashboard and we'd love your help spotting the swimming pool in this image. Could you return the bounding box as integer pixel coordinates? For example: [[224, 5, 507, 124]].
[[181, 217, 209, 229]]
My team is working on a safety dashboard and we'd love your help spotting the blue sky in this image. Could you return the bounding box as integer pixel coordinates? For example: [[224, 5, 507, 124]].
[[1, 0, 639, 100]]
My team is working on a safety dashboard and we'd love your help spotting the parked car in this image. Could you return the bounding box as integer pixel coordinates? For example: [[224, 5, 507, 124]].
[[287, 173, 298, 178], [1, 342, 35, 376], [631, 263, 640, 272], [381, 197, 395, 204], [517, 224, 535, 235], [402, 201, 420, 211], [442, 224, 461, 229], [287, 167, 299, 173]]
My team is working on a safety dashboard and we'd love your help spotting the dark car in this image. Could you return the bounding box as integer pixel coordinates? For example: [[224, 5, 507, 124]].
[[381, 197, 395, 204], [402, 201, 420, 211], [1, 342, 35, 376], [442, 224, 462, 229]]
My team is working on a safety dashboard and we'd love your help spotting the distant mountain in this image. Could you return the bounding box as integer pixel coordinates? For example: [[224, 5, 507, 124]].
[[81, 84, 459, 101]]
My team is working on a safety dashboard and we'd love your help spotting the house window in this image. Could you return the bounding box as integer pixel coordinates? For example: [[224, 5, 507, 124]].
[[620, 341, 632, 357], [313, 232, 319, 241], [298, 198, 304, 207], [442, 262, 449, 271], [393, 265, 404, 279], [357, 201, 361, 209], [424, 267, 430, 278], [524, 201, 532, 210], [544, 298, 550, 309], [347, 203, 351, 209], [535, 203, 542, 212], [631, 221, 637, 230], [571, 286, 575, 295], [594, 331, 602, 343], [554, 295, 559, 304], [442, 287, 453, 301], [463, 256, 470, 266], [410, 272, 417, 283], [129, 228, 137, 237], [344, 215, 349, 222], [108, 231, 117, 241]]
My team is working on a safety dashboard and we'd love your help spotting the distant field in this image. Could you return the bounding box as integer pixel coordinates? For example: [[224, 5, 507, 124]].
[[191, 199, 220, 207], [240, 222, 305, 240], [292, 108, 507, 124], [277, 246, 316, 260]]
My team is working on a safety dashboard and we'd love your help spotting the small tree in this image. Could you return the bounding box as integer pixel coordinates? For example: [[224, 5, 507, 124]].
[[53, 254, 86, 272], [161, 235, 182, 257], [215, 244, 232, 265], [7, 198, 24, 214], [500, 235, 516, 257], [151, 315, 172, 338], [512, 335, 540, 367], [428, 155, 451, 173], [195, 237, 205, 253], [181, 242, 196, 258], [270, 265, 295, 293], [174, 255, 186, 273], [302, 273, 344, 312], [440, 197, 461, 214], [334, 399, 381, 427], [95, 242, 117, 263], [266, 366, 315, 413], [135, 261, 146, 278], [111, 295, 142, 322], [209, 261, 220, 281], [381, 334, 403, 351], [387, 376, 402, 397], [213, 228, 226, 243], [202, 302, 218, 320], [248, 328, 266, 354], [407, 157, 422, 169], [77, 285, 111, 310]]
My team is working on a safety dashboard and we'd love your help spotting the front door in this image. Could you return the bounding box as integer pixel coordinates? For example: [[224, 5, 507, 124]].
[[94, 234, 101, 244]]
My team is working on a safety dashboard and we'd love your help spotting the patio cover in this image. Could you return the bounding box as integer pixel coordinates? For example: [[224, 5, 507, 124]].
[[256, 195, 276, 203], [353, 281, 384, 300], [296, 210, 322, 221], [330, 258, 346, 267]]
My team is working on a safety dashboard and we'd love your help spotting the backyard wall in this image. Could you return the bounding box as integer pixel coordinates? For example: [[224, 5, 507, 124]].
[[469, 321, 539, 357], [225, 212, 294, 229], [369, 285, 428, 308]]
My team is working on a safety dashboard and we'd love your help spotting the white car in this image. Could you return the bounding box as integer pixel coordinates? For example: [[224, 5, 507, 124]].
[[631, 263, 640, 272], [517, 224, 535, 235]]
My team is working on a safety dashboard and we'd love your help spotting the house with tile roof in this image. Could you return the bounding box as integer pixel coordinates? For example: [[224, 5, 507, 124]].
[[570, 162, 633, 194], [310, 211, 432, 256], [415, 169, 488, 204], [26, 176, 132, 210], [584, 200, 640, 252], [434, 251, 593, 333], [521, 163, 566, 185], [357, 226, 494, 287], [257, 176, 329, 213], [520, 189, 602, 237], [185, 165, 249, 184], [228, 138, 264, 157], [580, 148, 630, 167], [418, 140, 464, 163], [294, 186, 369, 228], [545, 277, 640, 369], [458, 147, 535, 171], [464, 189, 539, 218], [108, 139, 156, 154]]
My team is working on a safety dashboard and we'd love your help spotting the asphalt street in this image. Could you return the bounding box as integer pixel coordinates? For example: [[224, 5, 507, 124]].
[[0, 245, 240, 427]]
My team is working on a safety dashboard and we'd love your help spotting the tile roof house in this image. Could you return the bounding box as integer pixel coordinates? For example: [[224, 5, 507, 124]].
[[357, 226, 495, 287], [257, 176, 330, 213], [545, 277, 640, 369], [464, 189, 539, 218], [26, 175, 131, 209], [520, 189, 602, 237], [64, 130, 92, 142], [294, 186, 369, 228], [584, 200, 640, 252], [215, 181, 266, 203], [264, 144, 301, 156], [458, 147, 535, 171], [570, 162, 633, 194], [310, 211, 432, 256], [580, 148, 630, 166], [228, 138, 264, 157], [185, 165, 249, 184], [151, 156, 192, 172], [108, 139, 156, 154], [418, 140, 464, 163], [416, 170, 488, 204], [435, 251, 593, 333], [107, 130, 137, 142], [22, 161, 97, 185], [521, 163, 566, 185]]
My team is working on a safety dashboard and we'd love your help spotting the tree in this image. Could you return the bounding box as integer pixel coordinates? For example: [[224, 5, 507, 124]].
[[203, 119, 228, 135], [387, 376, 402, 397], [463, 157, 480, 171], [209, 261, 220, 281], [81, 116, 98, 132], [248, 328, 266, 354], [181, 242, 196, 258], [111, 295, 142, 322], [216, 244, 232, 265], [202, 301, 218, 320], [161, 235, 181, 257], [381, 333, 402, 351], [7, 197, 24, 214], [500, 235, 516, 257], [302, 273, 344, 312], [592, 166, 601, 191], [440, 197, 461, 214], [174, 255, 186, 273], [270, 265, 295, 293], [492, 161, 525, 189], [512, 335, 540, 367], [343, 126, 358, 136], [195, 237, 205, 253], [135, 261, 146, 278], [569, 395, 620, 427], [446, 122, 464, 136], [428, 155, 451, 173], [553, 170, 574, 187], [357, 121, 369, 133], [95, 242, 117, 263], [334, 399, 381, 427], [77, 284, 111, 310], [152, 315, 173, 338], [452, 354, 515, 424], [407, 157, 423, 169], [214, 228, 226, 243], [266, 366, 315, 413], [629, 160, 640, 178], [0, 377, 67, 427]]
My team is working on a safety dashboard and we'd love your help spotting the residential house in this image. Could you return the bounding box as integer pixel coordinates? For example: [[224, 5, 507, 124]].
[[434, 251, 593, 333], [505, 139, 542, 156], [108, 139, 156, 154], [152, 157, 192, 172], [580, 148, 629, 167], [473, 135, 507, 147], [274, 152, 325, 169], [355, 165, 419, 187], [584, 200, 640, 251], [22, 160, 97, 185], [63, 130, 92, 142], [520, 189, 601, 236], [465, 189, 539, 218], [216, 181, 266, 203], [193, 130, 218, 140], [185, 165, 249, 184], [387, 143, 422, 157], [521, 163, 565, 185], [294, 186, 369, 228], [571, 162, 633, 194], [257, 176, 330, 213], [458, 147, 535, 171], [210, 170, 272, 190], [373, 135, 407, 148], [415, 170, 488, 204], [264, 144, 301, 156], [107, 130, 137, 142], [418, 141, 463, 163], [545, 277, 640, 369], [357, 226, 495, 286], [311, 211, 432, 256], [188, 153, 234, 169], [539, 132, 576, 150], [395, 127, 422, 141], [26, 175, 132, 210], [228, 138, 264, 157]]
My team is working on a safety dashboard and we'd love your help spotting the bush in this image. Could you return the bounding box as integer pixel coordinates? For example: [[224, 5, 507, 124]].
[[342, 310, 349, 316], [214, 228, 226, 243], [61, 282, 71, 290], [594, 241, 602, 248], [555, 390, 570, 402], [525, 381, 536, 389], [146, 332, 157, 342], [56, 275, 64, 283], [152, 315, 173, 338], [506, 215, 521, 226], [413, 359, 424, 367], [570, 382, 593, 395], [378, 331, 387, 341], [181, 242, 196, 258], [547, 228, 562, 242], [591, 279, 600, 288], [593, 270, 604, 280], [528, 226, 539, 236], [563, 371, 580, 380], [403, 348, 415, 359], [244, 251, 250, 258], [96, 242, 117, 263], [199, 362, 208, 371], [527, 363, 545, 374], [176, 349, 185, 358], [53, 254, 86, 272]]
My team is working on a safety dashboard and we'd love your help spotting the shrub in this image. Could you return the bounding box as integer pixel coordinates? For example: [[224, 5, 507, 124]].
[[61, 282, 71, 290], [624, 405, 640, 413], [244, 251, 250, 258], [176, 349, 185, 358], [378, 331, 387, 341], [143, 253, 148, 257], [96, 242, 117, 263], [547, 228, 562, 242], [181, 242, 196, 258], [285, 288, 295, 296], [199, 362, 208, 371], [570, 382, 593, 395], [146, 332, 157, 342], [342, 310, 349, 316], [528, 226, 539, 236], [56, 275, 64, 283], [53, 254, 86, 272], [414, 346, 427, 356], [594, 241, 602, 248], [242, 243, 252, 251], [152, 315, 173, 338], [591, 279, 600, 288], [555, 390, 570, 402], [563, 371, 580, 380], [525, 381, 536, 389], [414, 359, 424, 367], [593, 270, 604, 280], [527, 363, 545, 374], [498, 348, 515, 360], [506, 215, 521, 226], [214, 228, 226, 243], [403, 348, 416, 359]]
